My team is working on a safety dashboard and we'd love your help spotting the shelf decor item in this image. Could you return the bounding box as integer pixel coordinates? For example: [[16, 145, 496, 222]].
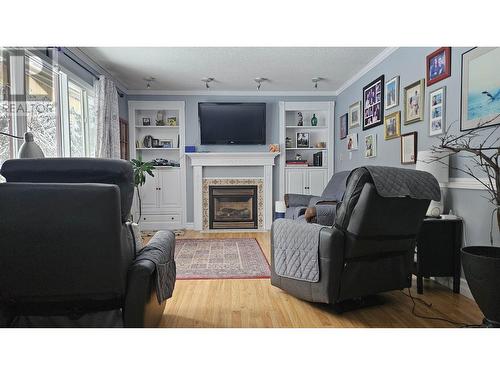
[[285, 137, 292, 148], [156, 111, 165, 126], [340, 113, 348, 139], [311, 114, 318, 126], [384, 111, 401, 140], [142, 117, 151, 126], [385, 76, 400, 110], [348, 101, 361, 129], [160, 139, 173, 148], [362, 75, 385, 130], [426, 47, 451, 86], [404, 79, 425, 125], [401, 131, 417, 164], [460, 47, 500, 131], [268, 144, 280, 152], [429, 86, 446, 136], [167, 117, 177, 126], [297, 112, 303, 126], [296, 132, 310, 148]]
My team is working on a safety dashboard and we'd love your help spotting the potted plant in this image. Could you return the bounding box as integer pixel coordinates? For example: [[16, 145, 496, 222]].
[[131, 157, 155, 223], [432, 115, 500, 327]]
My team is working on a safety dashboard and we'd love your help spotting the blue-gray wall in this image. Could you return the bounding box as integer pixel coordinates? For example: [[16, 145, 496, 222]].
[[127, 94, 335, 222], [335, 47, 499, 246]]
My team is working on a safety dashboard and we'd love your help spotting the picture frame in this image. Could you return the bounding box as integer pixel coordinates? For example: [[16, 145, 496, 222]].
[[429, 86, 446, 137], [362, 75, 385, 130], [160, 139, 173, 148], [385, 76, 400, 110], [296, 132, 310, 148], [340, 113, 348, 139], [384, 111, 401, 140], [348, 101, 361, 129], [461, 47, 500, 131], [404, 79, 425, 125], [364, 133, 377, 158], [142, 117, 151, 126], [347, 133, 358, 151], [167, 117, 177, 126], [426, 47, 451, 86], [401, 132, 417, 164]]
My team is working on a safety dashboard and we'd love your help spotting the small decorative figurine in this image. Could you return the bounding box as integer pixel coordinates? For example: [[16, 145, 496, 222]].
[[311, 114, 318, 126], [295, 153, 302, 161], [297, 112, 303, 126]]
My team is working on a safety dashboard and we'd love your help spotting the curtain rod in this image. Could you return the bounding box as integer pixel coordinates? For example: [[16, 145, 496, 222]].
[[55, 47, 125, 98]]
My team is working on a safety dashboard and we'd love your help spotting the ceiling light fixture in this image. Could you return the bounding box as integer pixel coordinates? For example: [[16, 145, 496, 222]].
[[254, 77, 268, 91], [144, 77, 155, 89], [201, 77, 215, 89], [312, 77, 323, 89]]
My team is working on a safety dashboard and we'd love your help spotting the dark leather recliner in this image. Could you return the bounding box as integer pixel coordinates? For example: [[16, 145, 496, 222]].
[[271, 167, 431, 307], [0, 158, 171, 327]]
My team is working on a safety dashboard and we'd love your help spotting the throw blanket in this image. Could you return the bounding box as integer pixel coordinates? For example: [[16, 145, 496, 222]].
[[135, 230, 176, 303], [273, 219, 325, 282], [363, 166, 441, 201]]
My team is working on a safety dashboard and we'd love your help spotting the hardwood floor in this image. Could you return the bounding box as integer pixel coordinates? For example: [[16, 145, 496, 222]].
[[157, 230, 483, 328]]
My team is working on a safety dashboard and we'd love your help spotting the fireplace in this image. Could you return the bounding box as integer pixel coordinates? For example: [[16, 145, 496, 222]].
[[209, 185, 258, 229]]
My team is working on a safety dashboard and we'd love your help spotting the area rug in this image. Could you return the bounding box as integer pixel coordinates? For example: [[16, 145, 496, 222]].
[[174, 238, 271, 280]]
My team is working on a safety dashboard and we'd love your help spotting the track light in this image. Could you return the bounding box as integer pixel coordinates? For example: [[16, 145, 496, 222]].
[[312, 77, 323, 89], [254, 78, 268, 90], [144, 77, 155, 89], [202, 77, 215, 89]]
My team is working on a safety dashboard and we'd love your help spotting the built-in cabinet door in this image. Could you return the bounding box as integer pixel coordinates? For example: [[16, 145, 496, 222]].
[[138, 173, 159, 210], [159, 168, 182, 208], [308, 169, 328, 196], [285, 169, 306, 195]]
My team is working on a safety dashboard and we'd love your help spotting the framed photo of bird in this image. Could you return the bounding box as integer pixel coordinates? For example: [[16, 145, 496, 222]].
[[461, 47, 500, 131]]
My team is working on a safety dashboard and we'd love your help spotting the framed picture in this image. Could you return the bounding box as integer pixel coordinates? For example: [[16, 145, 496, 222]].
[[340, 113, 348, 139], [429, 86, 446, 136], [296, 132, 310, 148], [385, 76, 400, 110], [167, 117, 177, 126], [384, 111, 401, 140], [401, 132, 417, 164], [347, 133, 358, 151], [404, 79, 425, 125], [160, 139, 173, 148], [461, 47, 500, 131], [142, 117, 151, 126], [364, 134, 377, 158], [426, 47, 451, 86], [348, 102, 361, 129], [363, 75, 385, 130]]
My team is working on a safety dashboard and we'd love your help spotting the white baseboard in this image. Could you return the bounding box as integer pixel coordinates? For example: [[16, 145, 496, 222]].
[[433, 276, 473, 300]]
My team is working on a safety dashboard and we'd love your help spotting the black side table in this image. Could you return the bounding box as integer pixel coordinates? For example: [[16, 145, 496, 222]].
[[413, 217, 463, 294]]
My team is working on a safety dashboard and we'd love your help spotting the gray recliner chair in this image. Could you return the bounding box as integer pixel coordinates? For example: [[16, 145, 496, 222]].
[[0, 158, 176, 327], [271, 166, 438, 309], [284, 170, 350, 225]]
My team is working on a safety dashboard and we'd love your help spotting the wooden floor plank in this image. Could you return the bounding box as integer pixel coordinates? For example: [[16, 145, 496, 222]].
[[156, 230, 483, 328]]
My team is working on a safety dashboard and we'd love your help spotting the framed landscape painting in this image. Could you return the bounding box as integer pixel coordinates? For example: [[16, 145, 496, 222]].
[[426, 47, 451, 86], [461, 47, 500, 131], [404, 79, 425, 125], [363, 75, 384, 130]]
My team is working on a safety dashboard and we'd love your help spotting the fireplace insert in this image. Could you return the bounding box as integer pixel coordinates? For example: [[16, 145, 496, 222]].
[[209, 185, 258, 229]]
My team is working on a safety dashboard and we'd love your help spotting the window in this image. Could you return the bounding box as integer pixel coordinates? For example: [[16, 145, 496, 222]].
[[0, 48, 13, 167]]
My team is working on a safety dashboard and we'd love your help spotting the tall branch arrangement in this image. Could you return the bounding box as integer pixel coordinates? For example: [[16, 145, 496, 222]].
[[431, 115, 500, 237]]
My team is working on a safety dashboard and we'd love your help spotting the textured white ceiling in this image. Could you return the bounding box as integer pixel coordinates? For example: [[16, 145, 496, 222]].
[[80, 47, 386, 92]]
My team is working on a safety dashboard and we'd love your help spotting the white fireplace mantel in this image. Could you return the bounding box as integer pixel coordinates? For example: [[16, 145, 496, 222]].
[[186, 152, 280, 230]]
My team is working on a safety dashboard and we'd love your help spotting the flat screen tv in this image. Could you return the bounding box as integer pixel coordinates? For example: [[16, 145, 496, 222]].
[[199, 102, 266, 145]]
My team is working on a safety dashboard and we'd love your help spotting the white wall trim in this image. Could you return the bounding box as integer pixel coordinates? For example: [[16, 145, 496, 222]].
[[446, 177, 490, 190], [335, 47, 399, 95], [126, 89, 338, 97]]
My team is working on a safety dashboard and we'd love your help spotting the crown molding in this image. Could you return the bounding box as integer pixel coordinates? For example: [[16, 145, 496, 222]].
[[335, 47, 399, 95], [126, 89, 337, 97]]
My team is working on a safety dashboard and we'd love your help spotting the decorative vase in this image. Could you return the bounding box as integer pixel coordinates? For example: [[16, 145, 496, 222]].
[[462, 246, 500, 327], [311, 114, 318, 126]]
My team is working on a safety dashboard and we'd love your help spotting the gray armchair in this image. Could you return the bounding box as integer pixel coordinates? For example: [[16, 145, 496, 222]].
[[284, 170, 350, 225]]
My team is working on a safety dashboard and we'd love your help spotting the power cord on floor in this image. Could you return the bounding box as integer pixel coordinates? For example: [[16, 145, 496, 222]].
[[400, 288, 482, 328]]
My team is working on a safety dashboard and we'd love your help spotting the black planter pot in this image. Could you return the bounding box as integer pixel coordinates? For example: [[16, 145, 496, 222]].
[[462, 246, 500, 328]]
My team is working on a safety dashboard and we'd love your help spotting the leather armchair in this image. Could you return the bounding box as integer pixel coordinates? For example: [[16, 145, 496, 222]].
[[284, 170, 350, 225], [272, 167, 431, 307], [0, 158, 175, 328]]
